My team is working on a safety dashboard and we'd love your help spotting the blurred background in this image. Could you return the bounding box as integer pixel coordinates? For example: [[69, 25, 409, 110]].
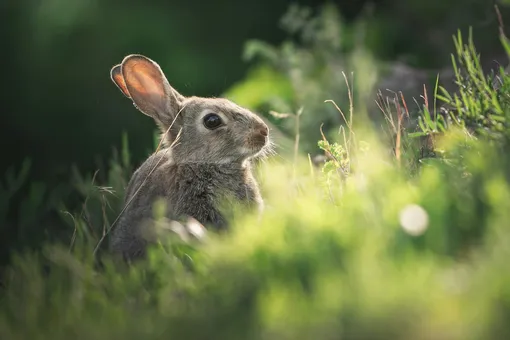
[[2, 0, 510, 265]]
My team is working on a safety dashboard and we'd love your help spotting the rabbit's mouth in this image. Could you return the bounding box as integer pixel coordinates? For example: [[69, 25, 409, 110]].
[[244, 134, 269, 157], [252, 134, 268, 148]]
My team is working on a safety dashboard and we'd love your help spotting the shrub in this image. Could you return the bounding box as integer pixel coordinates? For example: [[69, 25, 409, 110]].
[[2, 14, 510, 340]]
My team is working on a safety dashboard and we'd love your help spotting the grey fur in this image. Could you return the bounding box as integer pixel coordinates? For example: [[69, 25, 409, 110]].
[[109, 54, 270, 261]]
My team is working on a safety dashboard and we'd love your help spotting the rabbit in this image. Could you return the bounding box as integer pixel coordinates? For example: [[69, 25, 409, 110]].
[[109, 54, 271, 261]]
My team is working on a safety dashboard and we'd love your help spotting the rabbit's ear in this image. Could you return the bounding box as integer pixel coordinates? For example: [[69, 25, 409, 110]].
[[120, 54, 183, 128], [110, 64, 131, 98]]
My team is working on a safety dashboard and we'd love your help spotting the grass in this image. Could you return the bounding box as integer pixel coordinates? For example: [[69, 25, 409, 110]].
[[2, 28, 510, 340]]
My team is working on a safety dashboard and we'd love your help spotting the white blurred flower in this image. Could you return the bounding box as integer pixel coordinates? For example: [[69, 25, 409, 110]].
[[399, 204, 429, 236]]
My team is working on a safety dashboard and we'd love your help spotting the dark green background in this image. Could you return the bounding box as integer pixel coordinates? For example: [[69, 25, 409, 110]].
[[3, 0, 506, 180], [2, 0, 367, 181]]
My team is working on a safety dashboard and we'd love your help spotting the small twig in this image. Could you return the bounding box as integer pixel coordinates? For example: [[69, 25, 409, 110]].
[[400, 91, 410, 119], [421, 84, 429, 112], [307, 153, 315, 179], [343, 71, 355, 136], [394, 92, 402, 166], [64, 211, 78, 252], [495, 4, 508, 40], [325, 100, 351, 130], [293, 108, 302, 167], [100, 194, 109, 238]]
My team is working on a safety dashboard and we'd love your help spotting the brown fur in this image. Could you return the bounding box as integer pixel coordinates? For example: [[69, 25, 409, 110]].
[[109, 55, 270, 261]]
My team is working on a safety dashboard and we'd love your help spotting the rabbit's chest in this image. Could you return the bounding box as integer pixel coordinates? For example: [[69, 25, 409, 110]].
[[170, 165, 250, 197], [164, 165, 254, 228]]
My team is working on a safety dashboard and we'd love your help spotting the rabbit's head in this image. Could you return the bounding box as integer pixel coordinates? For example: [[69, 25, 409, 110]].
[[111, 55, 270, 164]]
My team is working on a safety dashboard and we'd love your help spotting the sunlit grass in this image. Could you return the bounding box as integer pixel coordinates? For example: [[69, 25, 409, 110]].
[[3, 26, 510, 340]]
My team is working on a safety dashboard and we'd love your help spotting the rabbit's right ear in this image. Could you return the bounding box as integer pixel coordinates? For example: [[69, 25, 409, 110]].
[[116, 55, 184, 129]]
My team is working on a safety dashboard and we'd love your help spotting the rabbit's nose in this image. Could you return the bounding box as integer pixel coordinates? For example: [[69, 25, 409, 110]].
[[259, 126, 269, 137]]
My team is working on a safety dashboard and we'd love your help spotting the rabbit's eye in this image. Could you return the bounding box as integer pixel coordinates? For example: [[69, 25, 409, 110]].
[[203, 113, 223, 130]]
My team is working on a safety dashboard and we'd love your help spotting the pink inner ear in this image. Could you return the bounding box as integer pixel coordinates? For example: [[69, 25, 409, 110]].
[[126, 61, 167, 111], [112, 72, 130, 97], [134, 72, 164, 97]]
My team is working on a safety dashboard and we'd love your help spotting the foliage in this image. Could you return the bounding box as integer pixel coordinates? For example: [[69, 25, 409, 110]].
[[224, 1, 510, 156], [2, 27, 510, 339], [433, 28, 510, 144], [224, 3, 378, 154], [0, 158, 71, 265], [0, 134, 133, 266]]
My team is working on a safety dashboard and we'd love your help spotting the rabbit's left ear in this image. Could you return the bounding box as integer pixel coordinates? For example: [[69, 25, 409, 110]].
[[110, 64, 131, 98]]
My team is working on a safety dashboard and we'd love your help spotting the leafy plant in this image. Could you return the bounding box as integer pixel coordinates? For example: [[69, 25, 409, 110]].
[[3, 7, 510, 340], [225, 3, 363, 154]]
